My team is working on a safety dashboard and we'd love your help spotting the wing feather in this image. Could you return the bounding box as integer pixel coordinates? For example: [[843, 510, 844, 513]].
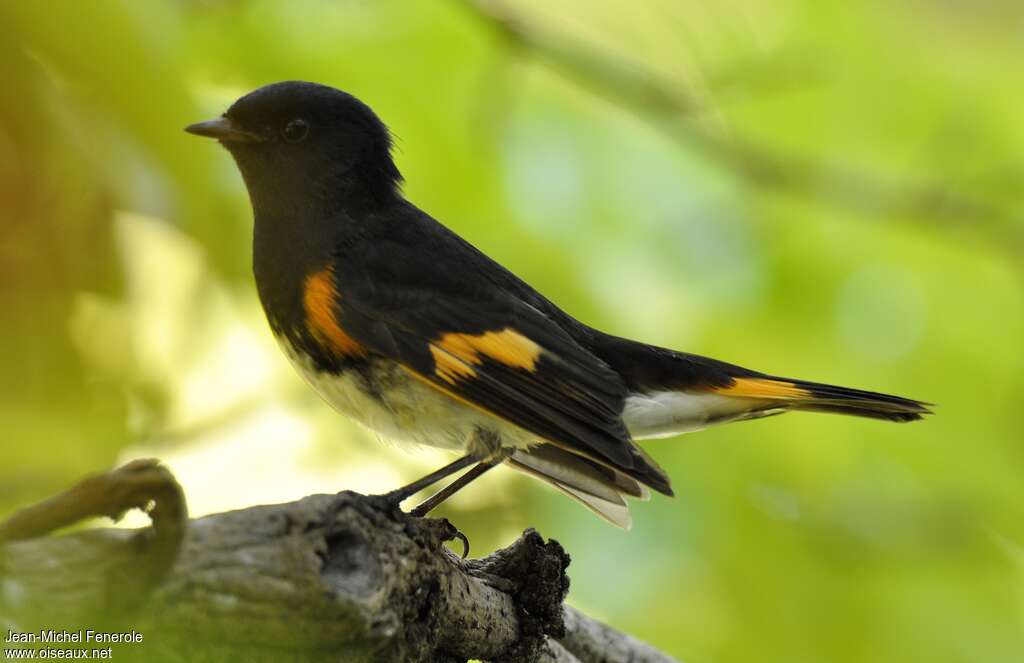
[[328, 274, 671, 495]]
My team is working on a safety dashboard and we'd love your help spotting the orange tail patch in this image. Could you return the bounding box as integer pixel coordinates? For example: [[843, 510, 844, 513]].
[[712, 377, 811, 400]]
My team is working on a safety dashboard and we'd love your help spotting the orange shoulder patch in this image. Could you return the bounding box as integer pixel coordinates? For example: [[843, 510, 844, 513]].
[[431, 328, 542, 384], [302, 268, 366, 359], [712, 377, 810, 400]]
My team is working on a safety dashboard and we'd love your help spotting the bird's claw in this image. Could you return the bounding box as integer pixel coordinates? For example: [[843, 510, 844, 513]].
[[367, 492, 471, 558], [432, 516, 471, 559], [449, 526, 471, 559]]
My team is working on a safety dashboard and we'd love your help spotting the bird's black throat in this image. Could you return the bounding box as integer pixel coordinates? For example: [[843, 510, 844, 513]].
[[238, 149, 401, 339]]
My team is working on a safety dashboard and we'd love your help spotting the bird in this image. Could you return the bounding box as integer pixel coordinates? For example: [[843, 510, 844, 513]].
[[186, 81, 930, 530]]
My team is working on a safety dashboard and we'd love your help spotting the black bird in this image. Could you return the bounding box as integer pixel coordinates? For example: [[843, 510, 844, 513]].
[[186, 81, 930, 529]]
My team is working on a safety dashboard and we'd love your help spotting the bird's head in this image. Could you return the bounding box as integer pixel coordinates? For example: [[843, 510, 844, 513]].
[[186, 81, 402, 209]]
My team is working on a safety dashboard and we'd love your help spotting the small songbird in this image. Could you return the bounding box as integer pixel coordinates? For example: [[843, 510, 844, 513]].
[[186, 81, 930, 529]]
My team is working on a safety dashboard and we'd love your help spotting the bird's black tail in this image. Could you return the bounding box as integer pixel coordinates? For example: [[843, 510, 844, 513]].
[[747, 376, 932, 422], [591, 334, 932, 437]]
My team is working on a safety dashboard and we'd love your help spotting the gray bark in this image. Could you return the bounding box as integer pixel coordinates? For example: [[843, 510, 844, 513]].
[[1, 461, 677, 663]]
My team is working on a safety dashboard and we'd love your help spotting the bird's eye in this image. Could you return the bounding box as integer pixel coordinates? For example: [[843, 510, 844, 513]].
[[282, 118, 309, 143]]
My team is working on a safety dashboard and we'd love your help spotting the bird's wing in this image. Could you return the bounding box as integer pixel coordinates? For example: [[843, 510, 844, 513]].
[[301, 257, 672, 496]]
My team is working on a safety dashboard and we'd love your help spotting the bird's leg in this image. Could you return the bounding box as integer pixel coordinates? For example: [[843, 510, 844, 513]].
[[380, 453, 477, 506], [409, 460, 499, 518], [409, 430, 510, 519], [407, 459, 503, 559], [378, 431, 509, 557]]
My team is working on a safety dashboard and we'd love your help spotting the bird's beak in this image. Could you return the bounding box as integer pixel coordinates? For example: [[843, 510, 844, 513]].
[[184, 117, 264, 143]]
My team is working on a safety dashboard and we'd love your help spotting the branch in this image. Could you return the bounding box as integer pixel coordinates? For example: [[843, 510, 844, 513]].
[[0, 461, 678, 663], [458, 0, 1018, 241]]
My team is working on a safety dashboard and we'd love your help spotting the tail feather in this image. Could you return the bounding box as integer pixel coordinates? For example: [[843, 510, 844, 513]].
[[507, 443, 649, 529], [623, 375, 931, 439], [716, 376, 932, 422], [550, 483, 633, 530], [592, 336, 931, 438], [790, 402, 925, 422]]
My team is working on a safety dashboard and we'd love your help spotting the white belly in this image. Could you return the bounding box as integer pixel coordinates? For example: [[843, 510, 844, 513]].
[[278, 338, 536, 454]]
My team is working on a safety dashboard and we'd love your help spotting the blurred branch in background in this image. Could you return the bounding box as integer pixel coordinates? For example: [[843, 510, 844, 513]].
[[459, 0, 1024, 262]]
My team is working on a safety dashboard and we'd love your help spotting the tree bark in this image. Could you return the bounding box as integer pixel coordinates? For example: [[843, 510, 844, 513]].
[[1, 461, 678, 663]]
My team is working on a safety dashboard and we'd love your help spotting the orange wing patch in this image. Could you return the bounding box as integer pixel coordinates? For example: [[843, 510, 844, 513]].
[[303, 268, 366, 359], [431, 328, 542, 384], [431, 347, 479, 383], [712, 377, 811, 400]]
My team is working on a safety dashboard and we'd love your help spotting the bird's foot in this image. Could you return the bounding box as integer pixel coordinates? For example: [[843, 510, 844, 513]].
[[437, 519, 471, 559], [365, 490, 471, 558], [364, 452, 506, 559], [375, 486, 416, 510]]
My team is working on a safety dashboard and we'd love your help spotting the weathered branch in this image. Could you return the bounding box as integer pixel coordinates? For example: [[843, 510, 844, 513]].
[[1, 461, 678, 663]]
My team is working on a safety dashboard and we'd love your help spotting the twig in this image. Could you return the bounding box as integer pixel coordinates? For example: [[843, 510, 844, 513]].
[[0, 459, 187, 623], [0, 458, 185, 544]]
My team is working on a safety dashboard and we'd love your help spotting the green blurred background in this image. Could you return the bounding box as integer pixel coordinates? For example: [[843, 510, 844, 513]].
[[2, 0, 1022, 660]]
